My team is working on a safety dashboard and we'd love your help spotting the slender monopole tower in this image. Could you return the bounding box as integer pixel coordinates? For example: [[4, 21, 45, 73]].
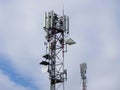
[[80, 63, 87, 90]]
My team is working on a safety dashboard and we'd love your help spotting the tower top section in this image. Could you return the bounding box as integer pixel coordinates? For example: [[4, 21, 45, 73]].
[[80, 63, 87, 80], [44, 10, 69, 35]]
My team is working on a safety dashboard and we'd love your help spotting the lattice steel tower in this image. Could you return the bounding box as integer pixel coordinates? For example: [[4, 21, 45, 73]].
[[40, 11, 75, 90], [80, 63, 87, 90]]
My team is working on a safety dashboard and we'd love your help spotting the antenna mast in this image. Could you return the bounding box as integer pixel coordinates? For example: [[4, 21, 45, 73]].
[[80, 63, 87, 90], [40, 10, 75, 90]]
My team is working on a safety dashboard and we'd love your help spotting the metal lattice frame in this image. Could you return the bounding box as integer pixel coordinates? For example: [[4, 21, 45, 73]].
[[41, 10, 69, 90]]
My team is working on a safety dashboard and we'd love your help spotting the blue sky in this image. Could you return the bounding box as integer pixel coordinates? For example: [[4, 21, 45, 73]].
[[0, 0, 120, 90], [0, 55, 37, 90]]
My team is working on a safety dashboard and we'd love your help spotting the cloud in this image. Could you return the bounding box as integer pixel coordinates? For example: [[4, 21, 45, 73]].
[[0, 69, 31, 90], [63, 1, 120, 90], [0, 0, 120, 90], [0, 0, 46, 89]]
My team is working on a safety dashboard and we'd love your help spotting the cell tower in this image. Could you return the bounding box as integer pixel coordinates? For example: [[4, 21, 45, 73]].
[[40, 10, 75, 90], [80, 63, 87, 90]]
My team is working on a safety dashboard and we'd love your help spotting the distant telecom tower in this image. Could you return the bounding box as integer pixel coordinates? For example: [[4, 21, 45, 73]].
[[80, 63, 87, 90], [40, 10, 75, 90]]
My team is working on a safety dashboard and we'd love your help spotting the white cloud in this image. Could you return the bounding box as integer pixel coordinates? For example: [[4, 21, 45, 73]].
[[0, 0, 120, 90], [0, 69, 31, 90]]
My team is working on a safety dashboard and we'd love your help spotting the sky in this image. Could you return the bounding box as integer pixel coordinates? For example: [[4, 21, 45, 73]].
[[0, 0, 120, 90]]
